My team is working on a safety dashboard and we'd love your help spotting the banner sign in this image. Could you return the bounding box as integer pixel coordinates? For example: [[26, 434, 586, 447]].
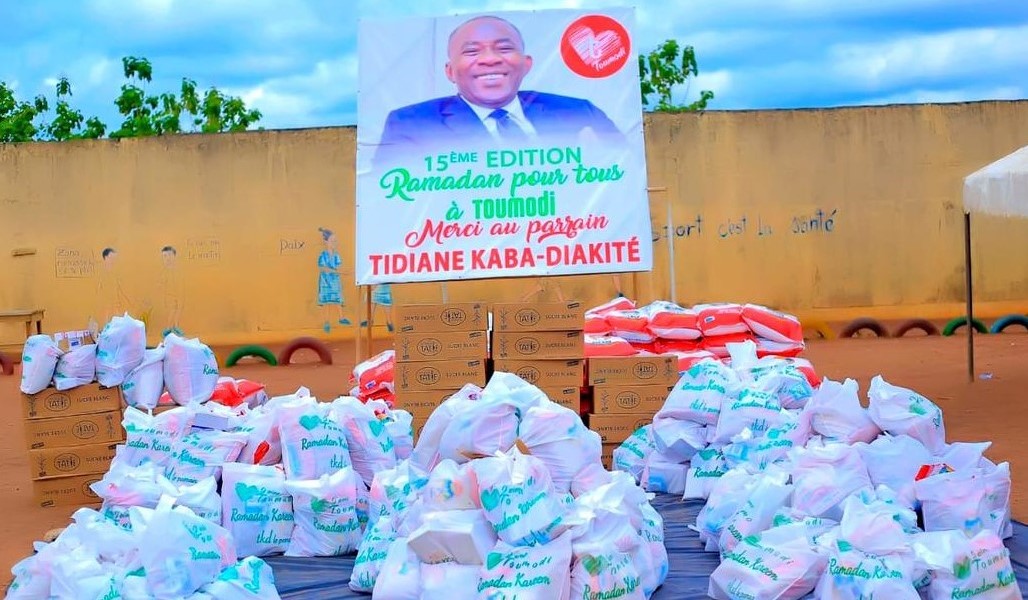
[[355, 7, 652, 284]]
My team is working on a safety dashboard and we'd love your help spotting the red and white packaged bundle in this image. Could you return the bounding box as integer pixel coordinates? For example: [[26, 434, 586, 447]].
[[646, 301, 701, 340], [742, 304, 803, 344]]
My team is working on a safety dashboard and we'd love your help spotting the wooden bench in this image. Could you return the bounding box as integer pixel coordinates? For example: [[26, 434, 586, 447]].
[[0, 309, 45, 338]]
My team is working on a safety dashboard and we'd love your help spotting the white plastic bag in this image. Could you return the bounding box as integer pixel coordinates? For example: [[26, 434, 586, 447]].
[[790, 442, 873, 520], [867, 375, 946, 453], [236, 405, 282, 466], [709, 530, 827, 600], [915, 469, 990, 536], [913, 529, 1021, 600], [612, 425, 657, 481], [654, 359, 738, 426], [168, 476, 223, 525], [651, 418, 707, 463], [387, 409, 415, 460], [473, 447, 568, 546], [283, 467, 365, 557], [814, 541, 920, 599], [164, 333, 219, 405], [201, 556, 281, 599], [518, 401, 602, 492], [712, 387, 792, 445], [683, 446, 729, 500], [805, 377, 880, 444], [278, 398, 352, 480], [368, 459, 430, 526], [856, 434, 932, 507], [221, 463, 294, 558], [331, 397, 398, 487], [478, 530, 574, 599], [410, 384, 482, 471], [407, 509, 497, 565], [95, 314, 146, 387], [122, 346, 166, 409], [91, 461, 167, 529], [437, 394, 519, 463], [116, 405, 196, 469], [349, 518, 397, 593], [135, 495, 236, 599], [372, 537, 422, 599], [20, 334, 63, 394], [164, 429, 248, 486], [52, 343, 96, 390], [718, 472, 792, 554], [423, 459, 479, 511]]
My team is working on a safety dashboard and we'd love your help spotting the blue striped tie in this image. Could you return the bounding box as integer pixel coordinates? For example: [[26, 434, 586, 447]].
[[489, 108, 528, 142]]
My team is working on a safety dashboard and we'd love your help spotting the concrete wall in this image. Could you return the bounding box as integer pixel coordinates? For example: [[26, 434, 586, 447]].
[[1, 101, 1026, 347]]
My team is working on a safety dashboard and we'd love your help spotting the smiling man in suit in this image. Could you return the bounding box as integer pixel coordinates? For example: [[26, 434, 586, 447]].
[[372, 15, 624, 166]]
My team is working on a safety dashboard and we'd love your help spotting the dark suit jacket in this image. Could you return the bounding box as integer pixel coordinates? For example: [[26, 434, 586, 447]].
[[371, 91, 625, 167]]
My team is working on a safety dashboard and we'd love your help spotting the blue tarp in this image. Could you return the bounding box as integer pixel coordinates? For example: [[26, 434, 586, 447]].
[[265, 494, 1028, 598]]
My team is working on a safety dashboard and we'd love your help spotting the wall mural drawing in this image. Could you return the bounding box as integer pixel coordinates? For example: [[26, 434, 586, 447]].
[[92, 247, 131, 332], [158, 245, 184, 337], [317, 227, 353, 333], [361, 284, 394, 332]]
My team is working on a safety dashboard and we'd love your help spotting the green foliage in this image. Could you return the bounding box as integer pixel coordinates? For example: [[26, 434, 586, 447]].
[[0, 56, 262, 143], [639, 39, 715, 112]]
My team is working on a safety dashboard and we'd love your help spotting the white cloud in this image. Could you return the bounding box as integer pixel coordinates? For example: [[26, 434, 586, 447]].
[[858, 85, 1025, 106], [830, 25, 1028, 90], [232, 55, 358, 127]]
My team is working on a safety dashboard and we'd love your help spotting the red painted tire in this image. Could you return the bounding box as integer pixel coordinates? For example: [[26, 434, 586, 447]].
[[840, 317, 889, 338], [0, 351, 13, 376], [893, 318, 940, 337], [278, 336, 333, 366]]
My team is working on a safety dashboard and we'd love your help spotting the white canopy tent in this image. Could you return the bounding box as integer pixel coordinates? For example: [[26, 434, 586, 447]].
[[961, 144, 1028, 381]]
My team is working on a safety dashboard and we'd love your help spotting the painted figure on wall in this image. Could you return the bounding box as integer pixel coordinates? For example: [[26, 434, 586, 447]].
[[317, 227, 352, 333], [95, 247, 130, 329], [361, 284, 394, 332], [158, 246, 184, 337]]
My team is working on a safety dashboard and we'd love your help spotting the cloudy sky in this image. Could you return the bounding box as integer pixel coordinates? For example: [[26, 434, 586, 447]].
[[2, 0, 1027, 132]]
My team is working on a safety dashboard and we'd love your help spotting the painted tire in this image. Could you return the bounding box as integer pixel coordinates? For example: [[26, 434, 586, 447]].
[[942, 317, 989, 336], [224, 345, 278, 367], [0, 351, 13, 376], [893, 318, 940, 337], [989, 314, 1028, 334], [278, 336, 333, 366], [840, 318, 889, 338], [800, 320, 835, 340]]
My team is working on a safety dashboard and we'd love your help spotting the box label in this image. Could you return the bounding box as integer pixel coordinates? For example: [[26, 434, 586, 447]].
[[492, 302, 585, 332], [23, 410, 125, 450], [491, 359, 584, 387], [22, 383, 124, 420], [28, 443, 117, 480], [587, 413, 655, 444], [394, 360, 487, 391], [394, 331, 487, 362], [394, 303, 487, 333], [593, 385, 673, 414], [493, 331, 584, 360], [588, 356, 678, 385]]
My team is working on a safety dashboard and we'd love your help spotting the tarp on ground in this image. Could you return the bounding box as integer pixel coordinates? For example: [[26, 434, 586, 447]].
[[266, 494, 1028, 598]]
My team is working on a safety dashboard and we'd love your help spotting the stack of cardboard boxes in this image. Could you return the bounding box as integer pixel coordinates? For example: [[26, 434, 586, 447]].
[[21, 383, 125, 507], [392, 302, 488, 438], [587, 354, 679, 468], [490, 302, 585, 412]]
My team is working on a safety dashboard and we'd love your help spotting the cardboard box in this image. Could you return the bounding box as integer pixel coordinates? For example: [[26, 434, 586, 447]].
[[538, 385, 581, 412], [394, 389, 462, 420], [601, 443, 618, 469], [22, 410, 125, 450], [27, 442, 117, 480], [492, 331, 584, 360], [394, 303, 487, 333], [490, 359, 584, 388], [22, 383, 124, 420], [491, 302, 585, 332], [31, 473, 104, 508], [394, 330, 488, 362], [394, 360, 487, 392], [587, 355, 678, 385], [587, 413, 655, 444], [592, 384, 674, 415], [53, 330, 95, 352]]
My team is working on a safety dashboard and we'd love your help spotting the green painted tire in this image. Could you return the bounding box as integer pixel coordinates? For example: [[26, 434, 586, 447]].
[[942, 317, 988, 336], [989, 314, 1028, 334], [224, 344, 278, 367]]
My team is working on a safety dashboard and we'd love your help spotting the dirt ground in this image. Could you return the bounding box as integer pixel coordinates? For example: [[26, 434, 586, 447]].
[[1, 333, 1025, 586]]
